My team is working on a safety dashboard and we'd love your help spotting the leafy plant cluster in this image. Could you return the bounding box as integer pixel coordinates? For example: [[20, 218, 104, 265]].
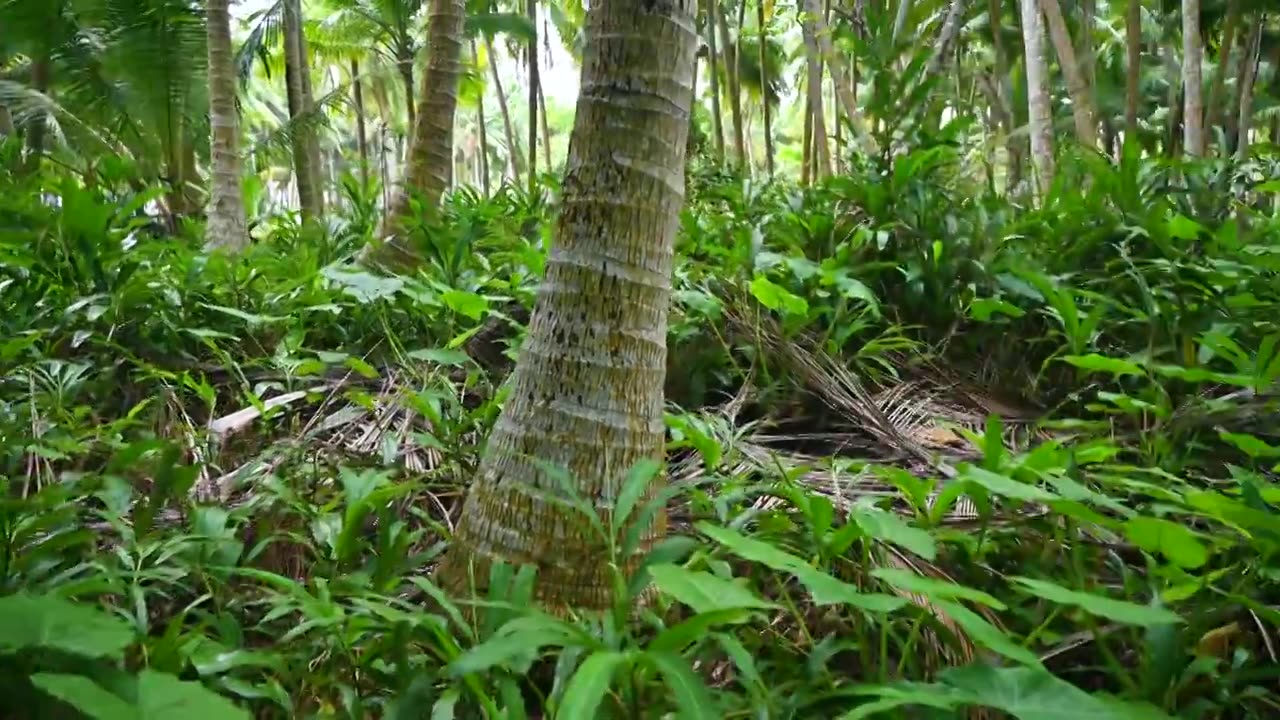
[[1, 143, 1279, 719]]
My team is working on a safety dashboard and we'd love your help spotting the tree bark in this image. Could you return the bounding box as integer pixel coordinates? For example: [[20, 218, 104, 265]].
[[527, 0, 540, 194], [435, 0, 698, 612], [472, 40, 492, 196], [1039, 0, 1098, 147], [707, 0, 725, 160], [1203, 0, 1239, 146], [368, 0, 466, 269], [802, 20, 830, 179], [398, 51, 417, 130], [25, 54, 50, 170], [537, 72, 553, 165], [757, 0, 774, 176], [486, 35, 522, 181], [351, 59, 370, 187], [925, 0, 967, 78], [1181, 0, 1204, 156], [989, 0, 1022, 190], [802, 0, 875, 154], [1124, 0, 1141, 139], [718, 2, 746, 166], [204, 0, 249, 252], [1231, 21, 1262, 159], [1019, 0, 1055, 194], [283, 0, 322, 220]]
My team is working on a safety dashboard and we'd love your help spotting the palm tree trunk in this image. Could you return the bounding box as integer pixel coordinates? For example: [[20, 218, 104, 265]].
[[398, 50, 417, 129], [989, 0, 1023, 189], [24, 54, 50, 170], [1019, 0, 1055, 193], [369, 0, 466, 269], [802, 20, 830, 178], [283, 0, 322, 220], [1079, 0, 1095, 91], [527, 0, 540, 194], [1163, 41, 1183, 156], [802, 0, 874, 154], [1231, 21, 1262, 159], [485, 36, 522, 181], [707, 0, 725, 160], [205, 0, 249, 252], [1203, 0, 1239, 146], [802, 86, 813, 184], [757, 0, 774, 176], [719, 2, 746, 166], [1039, 0, 1098, 147], [1181, 0, 1204, 156], [435, 0, 698, 612], [538, 75, 553, 166], [351, 59, 370, 187], [925, 0, 966, 77], [1124, 0, 1141, 139], [472, 40, 492, 196]]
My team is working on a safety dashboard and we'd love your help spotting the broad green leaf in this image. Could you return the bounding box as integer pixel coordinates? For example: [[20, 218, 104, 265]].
[[0, 593, 133, 659], [407, 348, 472, 367], [557, 651, 630, 719], [1010, 577, 1183, 626], [645, 651, 719, 720], [958, 465, 1058, 503], [933, 600, 1042, 668], [871, 568, 1006, 609], [30, 674, 135, 720], [1062, 354, 1144, 378], [852, 506, 937, 560], [1218, 431, 1280, 459], [441, 289, 489, 320], [650, 609, 756, 653], [1166, 214, 1204, 241], [749, 275, 808, 316], [132, 671, 252, 718], [647, 564, 778, 614], [1123, 517, 1209, 569], [449, 628, 573, 675], [198, 303, 289, 325], [969, 298, 1026, 321], [941, 665, 1173, 719]]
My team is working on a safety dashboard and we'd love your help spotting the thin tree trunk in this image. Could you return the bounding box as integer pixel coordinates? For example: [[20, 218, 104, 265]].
[[803, 0, 875, 154], [527, 0, 539, 193], [802, 20, 830, 178], [757, 0, 774, 176], [802, 83, 813, 184], [472, 40, 491, 196], [1019, 0, 1055, 193], [989, 0, 1023, 189], [1079, 0, 1095, 91], [1181, 0, 1204, 156], [486, 35, 522, 181], [1164, 41, 1183, 156], [351, 59, 370, 187], [1232, 21, 1262, 159], [369, 0, 466, 269], [1204, 0, 1239, 147], [1040, 0, 1098, 147], [204, 0, 248, 252], [537, 74, 552, 164], [1124, 0, 1141, 139], [718, 2, 746, 165], [435, 0, 698, 611], [825, 0, 841, 173], [0, 106, 12, 137], [25, 55, 50, 170], [283, 0, 322, 220], [707, 0, 725, 160], [398, 52, 417, 129], [925, 0, 967, 77]]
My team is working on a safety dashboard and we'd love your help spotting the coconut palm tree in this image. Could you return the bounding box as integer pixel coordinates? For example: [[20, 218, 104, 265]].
[[436, 0, 699, 611], [205, 0, 248, 251]]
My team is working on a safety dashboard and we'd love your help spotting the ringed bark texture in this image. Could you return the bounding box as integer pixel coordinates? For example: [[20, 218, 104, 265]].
[[1019, 0, 1056, 194], [1181, 0, 1204, 156], [204, 0, 248, 252], [436, 0, 698, 612], [373, 0, 466, 268]]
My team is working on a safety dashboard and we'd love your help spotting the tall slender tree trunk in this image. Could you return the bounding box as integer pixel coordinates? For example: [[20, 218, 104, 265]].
[[24, 55, 50, 171], [1231, 21, 1262, 158], [1019, 0, 1055, 193], [1124, 0, 1141, 139], [757, 0, 774, 176], [925, 0, 966, 77], [398, 51, 417, 129], [435, 0, 698, 611], [1203, 0, 1239, 147], [283, 0, 322, 219], [537, 75, 552, 164], [367, 0, 466, 269], [1181, 0, 1204, 156], [989, 0, 1023, 189], [802, 20, 830, 179], [0, 106, 12, 137], [472, 41, 492, 196], [803, 0, 874, 154], [351, 59, 370, 187], [802, 85, 813, 184], [718, 2, 746, 165], [1163, 41, 1183, 156], [707, 0, 725, 160], [1079, 0, 1095, 93], [1039, 0, 1098, 147], [486, 36, 522, 181], [527, 0, 540, 194], [205, 0, 249, 252]]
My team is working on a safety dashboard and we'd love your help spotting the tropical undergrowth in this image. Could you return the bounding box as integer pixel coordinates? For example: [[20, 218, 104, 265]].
[[1, 142, 1279, 719]]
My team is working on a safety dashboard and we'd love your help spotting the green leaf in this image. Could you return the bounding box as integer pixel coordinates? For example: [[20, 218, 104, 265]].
[[933, 600, 1042, 667], [1218, 431, 1280, 459], [749, 275, 809, 316], [1062, 354, 1144, 378], [0, 594, 133, 659], [958, 465, 1059, 503], [871, 568, 1006, 609], [1123, 517, 1209, 569], [941, 665, 1173, 719], [557, 651, 630, 719], [648, 564, 778, 614], [645, 651, 719, 720], [407, 348, 472, 367], [441, 289, 489, 320], [1166, 213, 1204, 241], [34, 671, 251, 720], [449, 627, 572, 675], [969, 298, 1026, 321], [650, 609, 755, 653], [698, 523, 905, 613], [198, 303, 289, 326], [30, 674, 135, 720], [1010, 577, 1183, 626], [852, 506, 937, 560]]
